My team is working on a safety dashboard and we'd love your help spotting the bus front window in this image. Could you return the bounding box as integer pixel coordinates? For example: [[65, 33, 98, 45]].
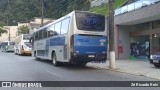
[[23, 35, 31, 40]]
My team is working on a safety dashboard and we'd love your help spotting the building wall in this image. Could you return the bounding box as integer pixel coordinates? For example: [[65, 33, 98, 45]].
[[0, 26, 18, 42], [29, 17, 54, 34], [114, 1, 160, 59], [116, 26, 131, 59], [115, 2, 160, 25]]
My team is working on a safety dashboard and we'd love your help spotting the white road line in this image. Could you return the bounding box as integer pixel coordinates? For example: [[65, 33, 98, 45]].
[[47, 71, 63, 78]]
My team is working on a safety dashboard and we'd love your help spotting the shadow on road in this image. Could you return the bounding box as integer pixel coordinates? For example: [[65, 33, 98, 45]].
[[16, 54, 32, 57], [2, 51, 14, 53], [34, 59, 97, 70]]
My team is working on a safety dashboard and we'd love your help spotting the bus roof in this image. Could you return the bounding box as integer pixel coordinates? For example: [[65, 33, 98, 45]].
[[33, 10, 105, 33]]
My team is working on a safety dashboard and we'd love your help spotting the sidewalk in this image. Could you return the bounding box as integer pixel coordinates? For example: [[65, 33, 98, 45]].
[[87, 60, 160, 80]]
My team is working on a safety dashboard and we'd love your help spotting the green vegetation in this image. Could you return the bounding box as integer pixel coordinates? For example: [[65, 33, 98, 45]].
[[0, 0, 90, 25], [17, 25, 29, 35], [0, 21, 7, 36], [129, 56, 148, 60], [90, 0, 126, 15]]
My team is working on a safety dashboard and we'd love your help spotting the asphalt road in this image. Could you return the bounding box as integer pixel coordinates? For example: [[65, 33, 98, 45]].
[[0, 51, 159, 90]]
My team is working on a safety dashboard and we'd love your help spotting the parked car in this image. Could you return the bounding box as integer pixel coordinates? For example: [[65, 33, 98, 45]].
[[149, 52, 160, 68]]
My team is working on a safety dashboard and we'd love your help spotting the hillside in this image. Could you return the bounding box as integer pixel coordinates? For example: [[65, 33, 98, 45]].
[[90, 0, 126, 15]]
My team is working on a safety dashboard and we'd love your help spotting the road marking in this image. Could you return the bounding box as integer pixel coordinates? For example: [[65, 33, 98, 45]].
[[47, 71, 63, 78]]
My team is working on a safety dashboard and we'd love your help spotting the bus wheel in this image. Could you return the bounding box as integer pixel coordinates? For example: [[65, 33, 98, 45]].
[[52, 53, 59, 66], [34, 51, 40, 60]]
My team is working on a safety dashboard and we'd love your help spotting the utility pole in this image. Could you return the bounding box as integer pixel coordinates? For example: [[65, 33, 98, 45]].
[[7, 0, 10, 41], [7, 17, 10, 41], [26, 18, 28, 34], [108, 0, 115, 69], [41, 0, 44, 26]]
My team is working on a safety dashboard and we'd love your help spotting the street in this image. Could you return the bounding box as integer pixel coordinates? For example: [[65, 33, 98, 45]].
[[0, 51, 156, 81], [0, 51, 159, 90]]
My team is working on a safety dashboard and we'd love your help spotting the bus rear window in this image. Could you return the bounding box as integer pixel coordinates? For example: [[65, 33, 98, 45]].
[[76, 12, 105, 31]]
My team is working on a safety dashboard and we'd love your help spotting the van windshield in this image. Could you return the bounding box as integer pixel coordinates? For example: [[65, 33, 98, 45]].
[[9, 42, 15, 45], [76, 12, 105, 31]]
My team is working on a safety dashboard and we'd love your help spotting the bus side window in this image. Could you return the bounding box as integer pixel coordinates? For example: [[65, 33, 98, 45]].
[[39, 30, 43, 39], [47, 24, 54, 37], [61, 18, 70, 34], [43, 29, 48, 38], [35, 32, 39, 41], [55, 22, 61, 35]]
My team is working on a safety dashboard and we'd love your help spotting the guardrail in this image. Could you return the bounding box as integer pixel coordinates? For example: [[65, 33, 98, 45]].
[[115, 0, 160, 16]]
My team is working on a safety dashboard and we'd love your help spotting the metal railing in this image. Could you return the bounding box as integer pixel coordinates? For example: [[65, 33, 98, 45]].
[[91, 0, 108, 7], [115, 0, 160, 16]]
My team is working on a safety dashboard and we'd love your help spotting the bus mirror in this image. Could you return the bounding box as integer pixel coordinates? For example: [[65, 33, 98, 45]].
[[29, 37, 32, 43], [49, 31, 54, 36]]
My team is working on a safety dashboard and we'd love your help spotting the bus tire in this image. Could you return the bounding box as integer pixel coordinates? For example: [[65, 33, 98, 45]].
[[34, 51, 40, 60], [52, 53, 59, 66]]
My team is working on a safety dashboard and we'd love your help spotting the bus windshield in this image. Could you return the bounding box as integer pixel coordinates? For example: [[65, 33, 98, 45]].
[[23, 35, 31, 40], [76, 12, 105, 31], [24, 42, 32, 48]]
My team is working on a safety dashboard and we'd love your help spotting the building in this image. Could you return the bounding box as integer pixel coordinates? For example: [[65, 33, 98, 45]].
[[0, 17, 54, 42], [0, 22, 31, 42], [114, 0, 160, 59], [28, 17, 54, 34], [0, 26, 18, 42]]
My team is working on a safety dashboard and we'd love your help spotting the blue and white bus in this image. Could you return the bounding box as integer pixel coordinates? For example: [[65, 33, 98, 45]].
[[32, 11, 107, 66]]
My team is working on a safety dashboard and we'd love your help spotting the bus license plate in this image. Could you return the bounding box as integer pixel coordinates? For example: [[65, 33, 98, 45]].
[[153, 60, 159, 63], [88, 55, 95, 58]]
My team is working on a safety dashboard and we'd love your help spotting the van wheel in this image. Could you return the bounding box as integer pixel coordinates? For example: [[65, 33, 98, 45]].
[[52, 53, 60, 66]]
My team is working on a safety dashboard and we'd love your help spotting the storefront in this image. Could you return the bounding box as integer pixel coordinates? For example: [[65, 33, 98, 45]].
[[117, 20, 160, 59]]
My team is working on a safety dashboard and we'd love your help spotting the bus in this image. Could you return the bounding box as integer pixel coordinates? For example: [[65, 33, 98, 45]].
[[14, 34, 32, 55], [32, 11, 107, 66], [1, 41, 15, 52]]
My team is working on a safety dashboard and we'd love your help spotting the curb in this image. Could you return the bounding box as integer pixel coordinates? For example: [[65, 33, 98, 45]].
[[87, 64, 159, 80]]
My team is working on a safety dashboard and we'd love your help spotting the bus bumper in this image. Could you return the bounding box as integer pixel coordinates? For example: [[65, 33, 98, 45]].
[[22, 50, 32, 55], [71, 53, 107, 62]]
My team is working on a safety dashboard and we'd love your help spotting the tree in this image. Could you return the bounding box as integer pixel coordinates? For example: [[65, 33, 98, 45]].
[[17, 25, 29, 35], [0, 21, 7, 36], [0, 0, 91, 23]]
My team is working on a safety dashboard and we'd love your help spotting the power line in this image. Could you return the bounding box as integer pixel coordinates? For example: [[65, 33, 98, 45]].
[[52, 0, 75, 16]]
